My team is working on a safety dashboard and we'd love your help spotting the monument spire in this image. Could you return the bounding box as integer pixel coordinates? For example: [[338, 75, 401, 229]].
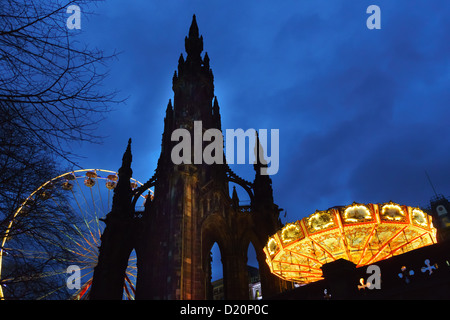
[[185, 14, 203, 63], [172, 14, 214, 126]]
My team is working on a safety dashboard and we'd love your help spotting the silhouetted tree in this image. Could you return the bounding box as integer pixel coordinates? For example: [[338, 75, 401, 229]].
[[0, 0, 120, 299], [0, 0, 119, 162]]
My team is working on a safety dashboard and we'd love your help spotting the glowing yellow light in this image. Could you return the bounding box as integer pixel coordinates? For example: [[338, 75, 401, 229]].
[[267, 238, 278, 255], [264, 202, 437, 285], [281, 224, 301, 244], [306, 211, 334, 232], [381, 204, 404, 221], [412, 208, 428, 227], [344, 205, 371, 223]]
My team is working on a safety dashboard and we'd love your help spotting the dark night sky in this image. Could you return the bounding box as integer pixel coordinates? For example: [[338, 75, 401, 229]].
[[70, 1, 450, 279]]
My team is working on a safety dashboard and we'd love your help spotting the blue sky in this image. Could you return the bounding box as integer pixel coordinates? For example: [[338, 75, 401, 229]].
[[71, 1, 450, 280]]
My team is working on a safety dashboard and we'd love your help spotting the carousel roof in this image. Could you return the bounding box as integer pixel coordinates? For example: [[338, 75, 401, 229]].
[[264, 202, 437, 284]]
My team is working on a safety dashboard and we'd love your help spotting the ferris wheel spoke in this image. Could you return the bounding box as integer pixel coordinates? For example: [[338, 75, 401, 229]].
[[89, 187, 98, 221], [10, 267, 72, 286], [78, 216, 100, 252], [125, 267, 137, 278], [96, 179, 106, 216], [65, 239, 95, 260], [0, 169, 152, 300], [66, 231, 99, 260], [71, 278, 93, 300], [123, 273, 135, 299], [74, 177, 93, 218], [37, 282, 71, 300], [70, 189, 89, 222]]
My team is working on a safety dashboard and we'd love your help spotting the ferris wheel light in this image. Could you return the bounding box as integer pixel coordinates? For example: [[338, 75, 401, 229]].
[[84, 177, 96, 187], [107, 174, 118, 181], [86, 171, 98, 178], [0, 169, 153, 300], [62, 181, 74, 191], [106, 181, 117, 190]]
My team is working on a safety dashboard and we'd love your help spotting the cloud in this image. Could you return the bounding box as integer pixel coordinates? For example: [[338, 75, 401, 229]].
[[70, 0, 450, 224]]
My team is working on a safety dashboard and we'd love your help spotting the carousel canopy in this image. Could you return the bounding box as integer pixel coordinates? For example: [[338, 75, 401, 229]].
[[264, 202, 437, 284]]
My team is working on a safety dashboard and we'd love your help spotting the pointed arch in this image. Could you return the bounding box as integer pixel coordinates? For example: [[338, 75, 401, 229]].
[[201, 212, 230, 299], [240, 228, 280, 299]]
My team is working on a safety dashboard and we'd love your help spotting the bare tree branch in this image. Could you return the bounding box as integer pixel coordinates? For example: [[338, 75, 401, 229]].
[[0, 0, 123, 299]]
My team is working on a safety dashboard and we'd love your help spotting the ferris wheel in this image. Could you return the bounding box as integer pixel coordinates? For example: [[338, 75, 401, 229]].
[[0, 169, 152, 300]]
